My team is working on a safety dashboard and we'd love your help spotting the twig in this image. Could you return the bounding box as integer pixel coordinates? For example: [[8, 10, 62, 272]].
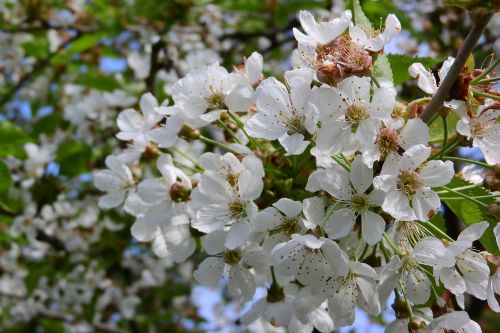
[[0, 32, 84, 108], [419, 11, 493, 123]]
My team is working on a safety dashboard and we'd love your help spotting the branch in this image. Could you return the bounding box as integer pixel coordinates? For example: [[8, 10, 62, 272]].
[[419, 11, 493, 123], [0, 32, 84, 108]]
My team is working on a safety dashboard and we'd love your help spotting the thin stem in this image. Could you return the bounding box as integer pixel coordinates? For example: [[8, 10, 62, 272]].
[[217, 119, 242, 144], [417, 221, 454, 242], [404, 295, 415, 321], [472, 90, 500, 101], [383, 232, 402, 256], [228, 111, 262, 149], [406, 97, 432, 114], [442, 156, 493, 169], [340, 153, 350, 166], [435, 184, 480, 194], [430, 139, 460, 159], [440, 186, 488, 207], [169, 146, 204, 171], [419, 12, 493, 123], [371, 75, 381, 88], [321, 202, 339, 228], [477, 77, 500, 84], [439, 194, 500, 200], [198, 135, 239, 154], [332, 155, 350, 171], [439, 115, 448, 159], [471, 57, 500, 84]]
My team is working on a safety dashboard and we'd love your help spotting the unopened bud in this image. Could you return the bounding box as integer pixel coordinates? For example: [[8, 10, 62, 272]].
[[170, 182, 191, 202], [178, 125, 200, 141]]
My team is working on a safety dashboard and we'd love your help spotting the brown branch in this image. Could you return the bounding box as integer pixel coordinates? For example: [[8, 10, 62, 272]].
[[0, 31, 85, 108], [145, 39, 166, 93], [419, 11, 493, 123]]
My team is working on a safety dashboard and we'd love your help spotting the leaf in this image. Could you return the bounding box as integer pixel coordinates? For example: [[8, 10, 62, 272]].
[[439, 177, 499, 254], [70, 31, 107, 53], [0, 121, 31, 159], [428, 111, 460, 144], [352, 0, 373, 32], [21, 37, 50, 59], [387, 54, 443, 86], [373, 53, 393, 83], [56, 141, 92, 177], [32, 113, 65, 137], [429, 213, 446, 233], [0, 161, 11, 193], [74, 70, 121, 91]]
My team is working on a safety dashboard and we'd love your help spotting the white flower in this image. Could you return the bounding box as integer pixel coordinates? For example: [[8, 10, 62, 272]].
[[349, 14, 401, 52], [254, 198, 306, 252], [361, 117, 430, 166], [137, 154, 191, 228], [487, 222, 500, 312], [93, 156, 134, 209], [308, 156, 386, 245], [242, 294, 295, 328], [447, 99, 500, 164], [409, 57, 454, 95], [23, 142, 53, 179], [170, 62, 253, 125], [293, 10, 351, 46], [245, 69, 317, 155], [192, 168, 263, 249], [127, 51, 151, 80], [232, 51, 264, 86], [321, 260, 380, 327], [194, 230, 266, 301], [116, 93, 164, 146], [312, 76, 396, 156], [131, 212, 195, 263], [422, 311, 482, 333], [435, 222, 489, 301], [270, 234, 349, 287], [374, 144, 454, 221]]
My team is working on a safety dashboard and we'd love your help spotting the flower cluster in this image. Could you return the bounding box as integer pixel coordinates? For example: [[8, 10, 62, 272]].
[[95, 8, 500, 333]]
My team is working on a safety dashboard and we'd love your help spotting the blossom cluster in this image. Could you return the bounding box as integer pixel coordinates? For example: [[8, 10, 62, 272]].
[[95, 8, 500, 333]]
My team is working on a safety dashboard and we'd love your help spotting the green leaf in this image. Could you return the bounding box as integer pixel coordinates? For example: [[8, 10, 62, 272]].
[[0, 161, 11, 193], [429, 111, 460, 144], [387, 54, 443, 86], [32, 113, 65, 137], [21, 37, 50, 59], [56, 141, 92, 177], [439, 177, 499, 254], [74, 70, 121, 92], [373, 54, 393, 83], [70, 31, 107, 53], [0, 121, 31, 159], [352, 0, 373, 32], [429, 213, 446, 233]]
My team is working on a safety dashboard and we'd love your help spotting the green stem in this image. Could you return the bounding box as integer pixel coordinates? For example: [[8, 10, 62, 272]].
[[417, 221, 453, 242], [435, 184, 480, 193], [217, 119, 242, 144], [383, 232, 402, 256], [321, 202, 339, 228], [442, 156, 493, 169], [430, 139, 460, 159], [406, 97, 432, 114], [440, 193, 500, 200], [228, 111, 262, 149], [332, 155, 350, 171], [472, 90, 500, 101], [439, 115, 448, 159], [371, 75, 381, 88], [169, 146, 204, 171], [440, 186, 488, 207], [477, 77, 500, 84], [471, 57, 500, 84], [173, 160, 200, 174], [199, 135, 239, 154]]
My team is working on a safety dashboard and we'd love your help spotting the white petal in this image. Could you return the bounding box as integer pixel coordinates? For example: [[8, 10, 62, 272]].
[[419, 160, 454, 187], [98, 191, 126, 209], [408, 63, 437, 94], [201, 230, 226, 255], [413, 237, 455, 267], [194, 257, 225, 288], [350, 155, 373, 193], [225, 219, 252, 249], [238, 170, 263, 201], [361, 211, 385, 245], [279, 133, 310, 156], [412, 188, 440, 222], [324, 208, 357, 240], [399, 118, 430, 150], [382, 190, 416, 221], [273, 198, 302, 218]]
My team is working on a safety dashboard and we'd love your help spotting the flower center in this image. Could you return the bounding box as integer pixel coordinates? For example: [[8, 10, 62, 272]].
[[314, 36, 372, 83], [376, 128, 399, 155], [347, 103, 368, 131], [207, 92, 226, 109], [351, 193, 369, 212], [281, 217, 301, 236], [287, 115, 306, 135], [397, 169, 421, 195], [228, 200, 246, 219], [223, 249, 242, 265]]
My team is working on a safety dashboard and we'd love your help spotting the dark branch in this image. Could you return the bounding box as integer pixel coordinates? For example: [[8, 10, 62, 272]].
[[419, 11, 493, 123]]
